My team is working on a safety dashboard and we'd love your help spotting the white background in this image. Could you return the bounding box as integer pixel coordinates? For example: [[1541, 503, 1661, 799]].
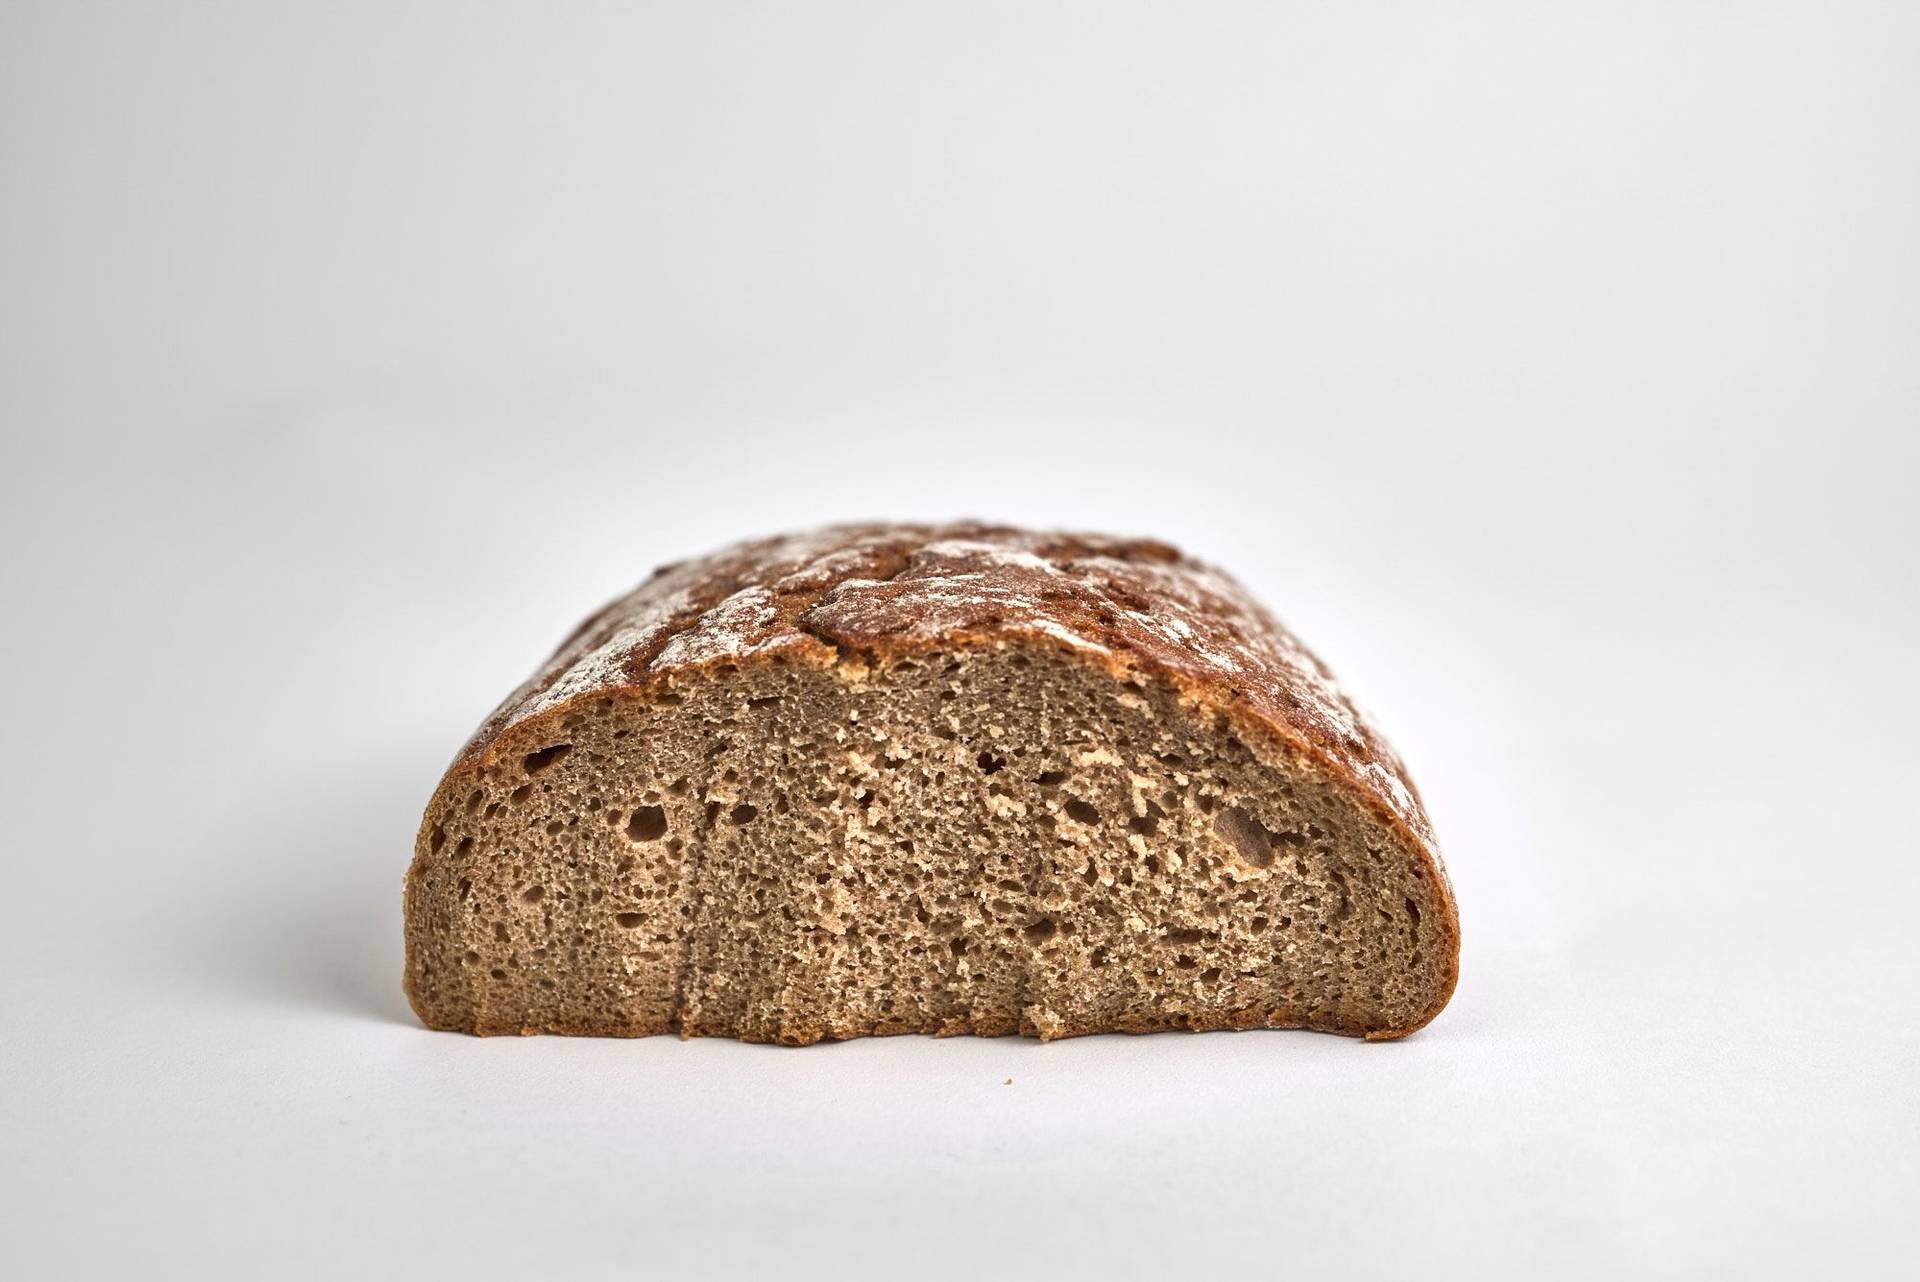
[[3, 3, 1916, 1277]]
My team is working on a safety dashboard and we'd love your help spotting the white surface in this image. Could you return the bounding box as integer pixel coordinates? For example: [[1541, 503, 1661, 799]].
[[3, 3, 1917, 1278]]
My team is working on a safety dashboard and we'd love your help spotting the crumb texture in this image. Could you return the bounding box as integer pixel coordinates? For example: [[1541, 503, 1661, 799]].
[[406, 524, 1459, 1043]]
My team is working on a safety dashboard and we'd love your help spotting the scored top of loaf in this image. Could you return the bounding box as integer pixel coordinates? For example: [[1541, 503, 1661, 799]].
[[456, 523, 1441, 865]]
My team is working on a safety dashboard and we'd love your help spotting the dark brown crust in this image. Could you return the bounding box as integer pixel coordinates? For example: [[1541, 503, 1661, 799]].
[[431, 522, 1460, 1038]]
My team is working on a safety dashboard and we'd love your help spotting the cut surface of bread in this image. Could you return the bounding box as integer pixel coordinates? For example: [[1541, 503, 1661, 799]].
[[405, 524, 1459, 1042]]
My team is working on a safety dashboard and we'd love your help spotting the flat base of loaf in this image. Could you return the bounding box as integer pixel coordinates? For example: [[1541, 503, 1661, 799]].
[[420, 1007, 1403, 1044]]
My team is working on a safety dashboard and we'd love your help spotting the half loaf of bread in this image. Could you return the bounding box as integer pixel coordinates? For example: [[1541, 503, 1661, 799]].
[[405, 524, 1459, 1042]]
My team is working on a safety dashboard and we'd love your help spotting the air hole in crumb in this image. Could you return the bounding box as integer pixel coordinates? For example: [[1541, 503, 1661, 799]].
[[729, 803, 758, 825], [1063, 798, 1101, 825], [949, 938, 968, 956], [454, 836, 473, 859], [1023, 917, 1058, 944], [614, 912, 645, 928], [1199, 967, 1222, 983], [976, 750, 1006, 775], [489, 969, 507, 981], [626, 806, 668, 842], [429, 826, 446, 854], [1405, 898, 1421, 926], [465, 790, 483, 815], [1035, 770, 1067, 787], [1163, 927, 1209, 945], [1090, 946, 1110, 968], [747, 695, 781, 709], [1128, 812, 1158, 836], [522, 744, 572, 774], [1215, 807, 1275, 868], [522, 885, 545, 903], [462, 950, 480, 964], [509, 784, 533, 805]]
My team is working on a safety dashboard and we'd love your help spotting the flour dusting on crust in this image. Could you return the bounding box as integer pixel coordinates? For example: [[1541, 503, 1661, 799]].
[[458, 522, 1434, 851]]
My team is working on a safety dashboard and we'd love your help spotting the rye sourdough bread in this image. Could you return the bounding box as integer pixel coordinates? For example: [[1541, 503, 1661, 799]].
[[404, 523, 1460, 1042]]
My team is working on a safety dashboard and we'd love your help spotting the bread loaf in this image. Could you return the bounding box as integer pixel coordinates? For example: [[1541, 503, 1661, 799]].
[[404, 523, 1459, 1041]]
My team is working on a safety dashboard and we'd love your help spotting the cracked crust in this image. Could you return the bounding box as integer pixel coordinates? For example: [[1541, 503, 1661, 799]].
[[421, 523, 1460, 1040], [461, 525, 1437, 844]]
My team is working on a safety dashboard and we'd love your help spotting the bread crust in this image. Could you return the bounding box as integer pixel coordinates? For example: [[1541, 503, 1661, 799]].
[[415, 523, 1459, 1038]]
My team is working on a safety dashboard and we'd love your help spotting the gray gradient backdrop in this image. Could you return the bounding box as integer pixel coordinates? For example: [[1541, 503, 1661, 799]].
[[3, 3, 1916, 1278]]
